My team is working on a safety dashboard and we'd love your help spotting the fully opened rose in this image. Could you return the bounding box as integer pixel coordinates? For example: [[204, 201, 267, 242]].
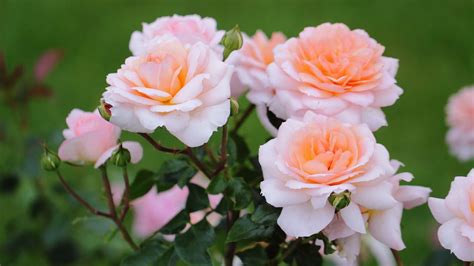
[[103, 35, 233, 147], [259, 112, 395, 236], [428, 169, 474, 262], [58, 108, 142, 168], [267, 23, 402, 131]]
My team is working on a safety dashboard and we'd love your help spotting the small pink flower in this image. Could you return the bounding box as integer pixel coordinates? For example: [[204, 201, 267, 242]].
[[446, 86, 474, 161], [103, 36, 233, 147], [267, 23, 402, 131], [231, 30, 286, 105], [132, 186, 189, 238], [114, 172, 222, 238], [129, 14, 224, 56], [58, 109, 142, 167], [428, 169, 474, 262]]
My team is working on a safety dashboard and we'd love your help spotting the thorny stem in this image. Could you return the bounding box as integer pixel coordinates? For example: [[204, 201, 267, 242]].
[[119, 167, 131, 222], [391, 249, 404, 266], [139, 133, 212, 177], [211, 125, 228, 177], [232, 104, 255, 133], [55, 170, 111, 218], [138, 133, 182, 154], [100, 166, 139, 251]]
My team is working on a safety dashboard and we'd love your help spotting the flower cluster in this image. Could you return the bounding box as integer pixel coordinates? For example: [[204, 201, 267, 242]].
[[228, 21, 430, 263], [43, 13, 472, 265]]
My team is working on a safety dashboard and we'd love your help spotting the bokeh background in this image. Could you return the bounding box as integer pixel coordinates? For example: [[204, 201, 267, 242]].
[[0, 0, 473, 265]]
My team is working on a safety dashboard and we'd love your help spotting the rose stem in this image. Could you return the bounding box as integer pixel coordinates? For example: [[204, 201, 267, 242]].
[[391, 249, 404, 266], [100, 166, 139, 251], [119, 166, 131, 222], [232, 104, 255, 133], [55, 170, 111, 218]]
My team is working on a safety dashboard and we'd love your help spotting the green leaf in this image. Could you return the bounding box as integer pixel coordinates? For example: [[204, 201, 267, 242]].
[[186, 183, 210, 212], [226, 177, 252, 210], [251, 204, 280, 226], [156, 247, 180, 266], [236, 245, 267, 266], [226, 137, 238, 166], [229, 133, 250, 163], [175, 219, 215, 266], [206, 174, 228, 194], [129, 169, 155, 200], [226, 215, 274, 243], [284, 243, 322, 266], [121, 239, 170, 266], [160, 210, 189, 235], [156, 158, 197, 191]]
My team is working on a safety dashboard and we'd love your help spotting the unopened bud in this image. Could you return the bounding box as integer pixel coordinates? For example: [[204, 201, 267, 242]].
[[98, 100, 111, 121], [110, 144, 131, 167], [230, 98, 239, 116], [328, 190, 351, 210], [41, 146, 61, 171], [220, 25, 243, 60]]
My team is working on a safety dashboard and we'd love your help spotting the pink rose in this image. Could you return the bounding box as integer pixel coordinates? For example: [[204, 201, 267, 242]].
[[267, 23, 402, 131], [259, 112, 429, 252], [58, 109, 142, 168], [231, 30, 286, 105], [446, 86, 474, 161], [103, 35, 233, 147], [428, 169, 474, 262], [129, 14, 224, 56], [259, 112, 394, 237]]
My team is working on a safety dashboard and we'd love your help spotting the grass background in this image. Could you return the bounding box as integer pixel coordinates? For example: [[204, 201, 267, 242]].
[[0, 0, 473, 265]]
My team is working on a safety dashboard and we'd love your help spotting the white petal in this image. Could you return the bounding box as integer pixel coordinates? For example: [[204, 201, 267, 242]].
[[352, 181, 398, 210], [368, 203, 406, 250], [428, 198, 454, 224], [167, 101, 230, 147], [340, 202, 366, 234], [395, 185, 431, 209], [278, 202, 335, 237], [260, 179, 310, 207]]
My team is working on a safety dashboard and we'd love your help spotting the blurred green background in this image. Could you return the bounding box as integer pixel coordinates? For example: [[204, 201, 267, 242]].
[[0, 0, 473, 265]]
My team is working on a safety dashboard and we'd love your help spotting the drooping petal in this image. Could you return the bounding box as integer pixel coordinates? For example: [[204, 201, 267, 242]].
[[278, 201, 335, 237]]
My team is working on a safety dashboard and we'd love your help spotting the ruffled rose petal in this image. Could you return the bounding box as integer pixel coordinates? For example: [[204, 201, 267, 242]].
[[278, 201, 335, 237], [368, 203, 406, 251]]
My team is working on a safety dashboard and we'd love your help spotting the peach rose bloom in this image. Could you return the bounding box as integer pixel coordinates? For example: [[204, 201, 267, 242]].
[[259, 112, 393, 236], [267, 23, 402, 131], [446, 86, 474, 161], [428, 169, 474, 262], [129, 14, 224, 56], [231, 30, 286, 105], [58, 109, 142, 168], [103, 35, 233, 147]]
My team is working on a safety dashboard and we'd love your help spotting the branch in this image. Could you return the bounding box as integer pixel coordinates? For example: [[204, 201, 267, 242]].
[[232, 104, 255, 132], [100, 166, 139, 251], [224, 210, 239, 266], [119, 167, 131, 222], [211, 125, 228, 177], [139, 133, 183, 154], [55, 170, 111, 218], [391, 249, 403, 266]]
